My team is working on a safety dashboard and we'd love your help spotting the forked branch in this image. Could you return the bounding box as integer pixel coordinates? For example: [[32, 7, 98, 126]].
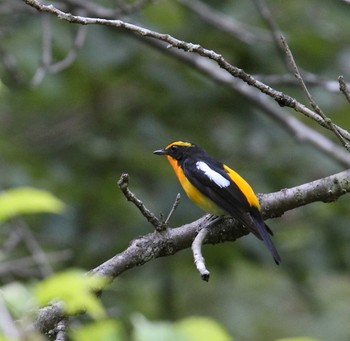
[[22, 0, 350, 142], [281, 35, 350, 150], [33, 168, 350, 335], [117, 173, 164, 230]]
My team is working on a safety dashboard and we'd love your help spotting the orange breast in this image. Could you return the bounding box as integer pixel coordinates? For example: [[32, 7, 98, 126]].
[[166, 156, 225, 215]]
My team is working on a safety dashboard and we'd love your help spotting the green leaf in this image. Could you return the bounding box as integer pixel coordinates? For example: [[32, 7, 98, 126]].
[[0, 187, 65, 222], [175, 316, 231, 341], [34, 269, 108, 319], [70, 319, 125, 341]]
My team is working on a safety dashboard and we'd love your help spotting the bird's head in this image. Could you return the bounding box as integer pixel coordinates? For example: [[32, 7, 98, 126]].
[[153, 141, 196, 161]]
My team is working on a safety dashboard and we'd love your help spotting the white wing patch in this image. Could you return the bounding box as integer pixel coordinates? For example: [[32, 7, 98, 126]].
[[196, 161, 230, 188]]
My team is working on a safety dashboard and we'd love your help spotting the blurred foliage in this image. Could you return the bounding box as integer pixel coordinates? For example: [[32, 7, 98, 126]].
[[1, 0, 350, 340], [70, 319, 126, 341], [132, 314, 231, 341], [0, 187, 65, 222], [35, 269, 108, 318]]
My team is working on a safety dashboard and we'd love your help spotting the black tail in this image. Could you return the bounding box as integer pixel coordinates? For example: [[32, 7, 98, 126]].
[[257, 221, 281, 265], [249, 209, 281, 265]]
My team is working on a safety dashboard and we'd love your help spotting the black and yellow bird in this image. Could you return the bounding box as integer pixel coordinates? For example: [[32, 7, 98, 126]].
[[154, 141, 281, 264]]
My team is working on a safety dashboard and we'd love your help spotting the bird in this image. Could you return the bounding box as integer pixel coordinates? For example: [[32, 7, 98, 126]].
[[153, 140, 281, 264]]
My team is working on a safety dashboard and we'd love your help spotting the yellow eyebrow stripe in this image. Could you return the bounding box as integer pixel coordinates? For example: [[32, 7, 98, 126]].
[[165, 141, 193, 149]]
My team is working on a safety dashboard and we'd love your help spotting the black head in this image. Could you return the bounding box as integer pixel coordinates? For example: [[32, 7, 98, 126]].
[[153, 141, 198, 161]]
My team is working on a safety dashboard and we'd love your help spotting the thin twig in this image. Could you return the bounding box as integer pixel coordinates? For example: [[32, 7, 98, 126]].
[[164, 193, 181, 224], [253, 0, 344, 106], [191, 215, 222, 281], [117, 173, 162, 230], [338, 75, 350, 104], [281, 35, 350, 150], [192, 227, 210, 281]]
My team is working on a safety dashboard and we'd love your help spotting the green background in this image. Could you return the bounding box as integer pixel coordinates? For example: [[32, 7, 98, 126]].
[[1, 1, 350, 340]]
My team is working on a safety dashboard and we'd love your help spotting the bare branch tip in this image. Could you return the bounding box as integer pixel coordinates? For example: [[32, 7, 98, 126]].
[[201, 271, 210, 282], [164, 193, 181, 225], [117, 173, 162, 229], [192, 227, 211, 280], [338, 75, 350, 104], [117, 173, 129, 188]]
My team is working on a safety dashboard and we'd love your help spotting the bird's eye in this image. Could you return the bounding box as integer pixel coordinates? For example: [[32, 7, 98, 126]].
[[170, 145, 178, 152]]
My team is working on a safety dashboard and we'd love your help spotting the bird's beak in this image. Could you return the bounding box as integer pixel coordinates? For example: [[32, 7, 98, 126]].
[[153, 148, 166, 155]]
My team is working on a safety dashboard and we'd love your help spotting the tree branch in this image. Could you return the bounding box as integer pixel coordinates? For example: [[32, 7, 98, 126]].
[[33, 168, 350, 334], [259, 169, 350, 218], [92, 169, 350, 279], [139, 37, 350, 167], [22, 0, 350, 142]]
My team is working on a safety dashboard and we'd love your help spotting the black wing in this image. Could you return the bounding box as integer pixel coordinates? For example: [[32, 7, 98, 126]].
[[183, 158, 281, 264], [182, 157, 254, 227]]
